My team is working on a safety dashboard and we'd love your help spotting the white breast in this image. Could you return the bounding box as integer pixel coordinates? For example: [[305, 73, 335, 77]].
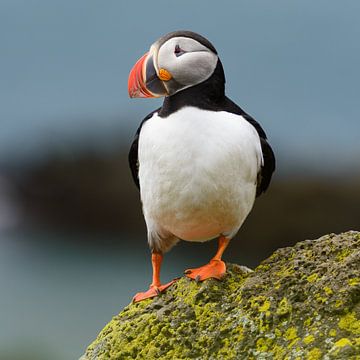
[[138, 106, 263, 242]]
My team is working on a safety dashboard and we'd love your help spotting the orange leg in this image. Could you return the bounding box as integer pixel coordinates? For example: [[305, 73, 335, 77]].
[[133, 252, 177, 303], [185, 236, 230, 281]]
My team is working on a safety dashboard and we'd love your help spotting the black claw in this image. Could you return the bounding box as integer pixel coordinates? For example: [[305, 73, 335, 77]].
[[155, 287, 161, 295], [195, 275, 201, 283]]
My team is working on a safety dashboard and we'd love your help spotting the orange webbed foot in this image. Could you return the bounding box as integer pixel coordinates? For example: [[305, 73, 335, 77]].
[[132, 279, 178, 303], [185, 259, 226, 281]]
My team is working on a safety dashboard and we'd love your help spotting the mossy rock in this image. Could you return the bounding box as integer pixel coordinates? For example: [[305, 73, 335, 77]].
[[81, 231, 360, 359]]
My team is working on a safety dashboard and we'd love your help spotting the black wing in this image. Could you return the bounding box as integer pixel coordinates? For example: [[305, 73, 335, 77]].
[[128, 108, 160, 189], [223, 97, 276, 197], [256, 136, 276, 196]]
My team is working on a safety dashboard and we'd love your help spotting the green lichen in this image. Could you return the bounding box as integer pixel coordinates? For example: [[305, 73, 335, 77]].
[[314, 293, 328, 304], [285, 327, 298, 341], [307, 347, 322, 360], [258, 298, 271, 313], [335, 338, 353, 348], [338, 312, 360, 335], [348, 277, 360, 286], [276, 297, 292, 316], [336, 248, 353, 262], [81, 231, 360, 360], [303, 334, 315, 345], [335, 299, 344, 308], [324, 286, 333, 295], [307, 273, 319, 283]]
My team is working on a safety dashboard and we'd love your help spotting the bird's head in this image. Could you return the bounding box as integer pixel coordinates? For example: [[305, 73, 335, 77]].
[[128, 31, 219, 98]]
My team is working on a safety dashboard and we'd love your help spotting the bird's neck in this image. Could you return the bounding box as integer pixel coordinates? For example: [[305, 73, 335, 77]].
[[159, 60, 226, 118]]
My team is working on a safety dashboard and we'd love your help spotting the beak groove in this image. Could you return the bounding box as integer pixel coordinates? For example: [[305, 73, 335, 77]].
[[128, 53, 154, 98], [128, 51, 169, 98]]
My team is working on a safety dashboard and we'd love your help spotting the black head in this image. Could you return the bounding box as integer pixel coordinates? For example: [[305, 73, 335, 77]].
[[128, 30, 224, 99]]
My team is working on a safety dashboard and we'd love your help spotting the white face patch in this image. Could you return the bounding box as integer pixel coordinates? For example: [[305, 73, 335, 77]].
[[157, 37, 218, 89]]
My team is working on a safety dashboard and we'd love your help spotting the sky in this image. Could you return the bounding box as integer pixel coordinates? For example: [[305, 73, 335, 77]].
[[1, 0, 360, 174]]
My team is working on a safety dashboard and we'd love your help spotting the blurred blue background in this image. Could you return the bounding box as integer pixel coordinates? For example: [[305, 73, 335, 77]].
[[1, 1, 360, 359]]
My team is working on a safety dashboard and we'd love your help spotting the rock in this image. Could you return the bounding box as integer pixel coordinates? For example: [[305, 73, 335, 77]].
[[81, 231, 360, 359]]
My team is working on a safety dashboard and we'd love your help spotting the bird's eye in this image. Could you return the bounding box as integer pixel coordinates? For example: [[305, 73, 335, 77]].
[[174, 45, 185, 57]]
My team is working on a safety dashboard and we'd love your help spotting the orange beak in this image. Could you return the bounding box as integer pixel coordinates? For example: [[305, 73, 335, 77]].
[[128, 53, 154, 98], [128, 52, 169, 98]]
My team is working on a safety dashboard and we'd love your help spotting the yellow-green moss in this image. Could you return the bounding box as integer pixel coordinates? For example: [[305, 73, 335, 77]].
[[323, 286, 333, 295], [307, 273, 319, 283], [314, 293, 328, 304], [335, 299, 344, 308], [338, 312, 360, 335], [276, 297, 292, 316], [307, 347, 322, 360], [81, 232, 360, 360], [303, 334, 315, 345], [259, 299, 271, 312], [336, 248, 352, 262], [285, 327, 298, 341], [334, 338, 353, 348], [348, 277, 360, 286], [256, 337, 273, 352]]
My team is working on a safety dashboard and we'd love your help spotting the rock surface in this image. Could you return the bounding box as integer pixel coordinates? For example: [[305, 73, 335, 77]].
[[81, 231, 360, 359]]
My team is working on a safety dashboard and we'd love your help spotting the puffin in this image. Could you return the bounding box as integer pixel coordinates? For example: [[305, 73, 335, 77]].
[[128, 31, 275, 302]]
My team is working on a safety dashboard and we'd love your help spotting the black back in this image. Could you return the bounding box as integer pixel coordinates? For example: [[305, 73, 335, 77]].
[[128, 108, 160, 189], [128, 60, 275, 196]]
